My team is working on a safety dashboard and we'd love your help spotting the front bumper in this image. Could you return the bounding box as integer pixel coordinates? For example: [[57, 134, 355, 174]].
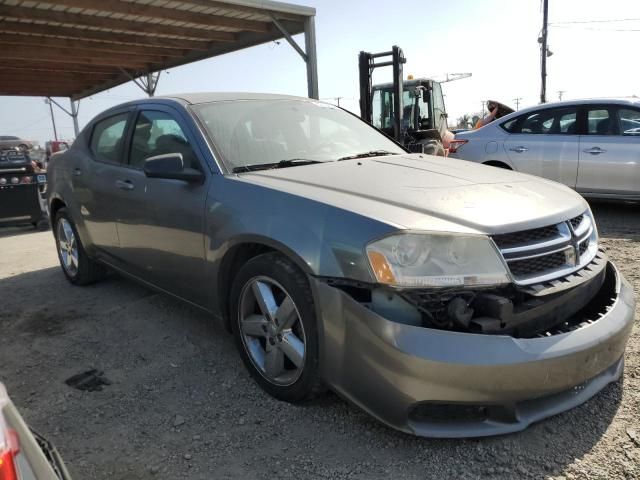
[[311, 261, 635, 437]]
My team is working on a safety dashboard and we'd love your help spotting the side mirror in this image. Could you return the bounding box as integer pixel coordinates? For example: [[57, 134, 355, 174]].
[[143, 153, 203, 183]]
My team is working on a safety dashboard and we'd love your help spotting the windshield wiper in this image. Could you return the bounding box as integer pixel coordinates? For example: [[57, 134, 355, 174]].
[[337, 150, 400, 161], [232, 159, 323, 173]]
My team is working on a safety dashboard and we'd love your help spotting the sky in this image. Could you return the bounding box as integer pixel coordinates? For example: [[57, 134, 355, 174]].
[[1, 0, 639, 143]]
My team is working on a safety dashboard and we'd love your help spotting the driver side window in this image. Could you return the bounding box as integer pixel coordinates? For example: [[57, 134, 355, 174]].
[[129, 110, 199, 170]]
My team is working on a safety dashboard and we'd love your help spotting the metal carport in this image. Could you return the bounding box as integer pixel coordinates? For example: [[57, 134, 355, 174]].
[[0, 0, 318, 135]]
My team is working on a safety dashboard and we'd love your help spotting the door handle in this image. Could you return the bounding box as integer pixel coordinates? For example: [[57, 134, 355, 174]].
[[115, 179, 135, 191], [509, 146, 528, 153], [72, 168, 82, 176], [583, 147, 606, 155]]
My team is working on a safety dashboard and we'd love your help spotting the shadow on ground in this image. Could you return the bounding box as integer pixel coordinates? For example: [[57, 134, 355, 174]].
[[0, 260, 627, 479]]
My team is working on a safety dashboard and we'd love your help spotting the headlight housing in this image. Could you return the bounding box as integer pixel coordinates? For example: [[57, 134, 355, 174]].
[[366, 233, 510, 288]]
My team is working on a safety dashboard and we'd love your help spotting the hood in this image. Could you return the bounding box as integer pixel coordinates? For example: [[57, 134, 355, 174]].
[[233, 154, 588, 235]]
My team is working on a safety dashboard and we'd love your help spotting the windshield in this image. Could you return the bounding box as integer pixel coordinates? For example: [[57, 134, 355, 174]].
[[372, 87, 431, 131], [191, 99, 405, 171]]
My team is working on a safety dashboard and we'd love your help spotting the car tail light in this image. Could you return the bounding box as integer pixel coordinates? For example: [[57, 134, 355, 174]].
[[448, 139, 468, 154], [0, 178, 6, 186], [9, 178, 19, 185], [0, 425, 19, 480]]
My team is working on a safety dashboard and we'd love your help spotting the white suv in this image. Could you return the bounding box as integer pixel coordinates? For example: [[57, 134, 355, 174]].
[[450, 98, 640, 201]]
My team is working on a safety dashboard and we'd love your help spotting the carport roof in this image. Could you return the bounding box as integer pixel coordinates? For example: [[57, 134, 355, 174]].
[[0, 0, 316, 100]]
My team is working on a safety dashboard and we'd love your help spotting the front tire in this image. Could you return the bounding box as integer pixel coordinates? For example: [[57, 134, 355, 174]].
[[230, 252, 325, 403], [54, 208, 105, 285]]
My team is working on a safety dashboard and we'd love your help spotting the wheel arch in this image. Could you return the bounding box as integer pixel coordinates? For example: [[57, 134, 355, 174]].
[[483, 160, 513, 170], [216, 236, 314, 332], [49, 196, 67, 221]]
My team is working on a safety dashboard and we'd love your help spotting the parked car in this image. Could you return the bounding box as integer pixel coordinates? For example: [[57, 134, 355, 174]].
[[1, 383, 71, 479], [0, 136, 33, 151], [47, 93, 635, 438], [449, 98, 640, 201]]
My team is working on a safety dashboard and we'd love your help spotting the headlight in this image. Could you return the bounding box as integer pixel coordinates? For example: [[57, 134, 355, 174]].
[[366, 233, 510, 287]]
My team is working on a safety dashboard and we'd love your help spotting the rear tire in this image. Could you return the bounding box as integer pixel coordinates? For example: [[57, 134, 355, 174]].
[[230, 252, 325, 403], [53, 208, 105, 285]]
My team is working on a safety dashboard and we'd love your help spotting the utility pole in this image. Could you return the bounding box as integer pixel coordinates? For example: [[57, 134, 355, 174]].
[[557, 90, 565, 101], [481, 100, 486, 116], [539, 0, 549, 104], [44, 98, 58, 141], [513, 97, 522, 110], [334, 97, 343, 107]]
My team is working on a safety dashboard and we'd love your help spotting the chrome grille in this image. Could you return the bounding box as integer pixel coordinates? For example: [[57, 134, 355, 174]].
[[491, 211, 598, 286]]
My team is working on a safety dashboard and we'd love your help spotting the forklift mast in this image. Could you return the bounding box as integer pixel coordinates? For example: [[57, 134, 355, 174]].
[[358, 46, 406, 142]]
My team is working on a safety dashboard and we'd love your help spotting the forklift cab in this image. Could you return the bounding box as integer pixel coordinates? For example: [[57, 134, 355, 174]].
[[371, 79, 447, 141]]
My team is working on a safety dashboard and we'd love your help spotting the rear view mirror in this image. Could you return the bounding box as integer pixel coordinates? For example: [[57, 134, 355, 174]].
[[143, 153, 203, 183]]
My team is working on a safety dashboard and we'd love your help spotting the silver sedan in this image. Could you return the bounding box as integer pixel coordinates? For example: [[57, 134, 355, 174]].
[[450, 98, 640, 201]]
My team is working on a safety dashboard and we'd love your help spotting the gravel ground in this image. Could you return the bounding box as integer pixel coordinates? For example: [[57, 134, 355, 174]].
[[0, 201, 638, 480]]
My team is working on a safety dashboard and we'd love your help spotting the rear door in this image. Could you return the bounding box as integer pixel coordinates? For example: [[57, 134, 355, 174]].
[[503, 106, 579, 187], [111, 106, 210, 305], [577, 105, 640, 197], [73, 110, 133, 258]]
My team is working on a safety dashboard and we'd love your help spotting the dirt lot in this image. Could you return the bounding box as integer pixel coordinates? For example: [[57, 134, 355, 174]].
[[0, 201, 638, 480]]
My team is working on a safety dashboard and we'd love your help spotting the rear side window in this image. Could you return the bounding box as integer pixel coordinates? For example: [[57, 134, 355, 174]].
[[90, 113, 129, 163], [618, 108, 640, 136], [586, 108, 616, 135], [501, 108, 577, 134]]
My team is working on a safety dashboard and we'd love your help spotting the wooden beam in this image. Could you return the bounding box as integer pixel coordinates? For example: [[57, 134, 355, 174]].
[[0, 33, 187, 58], [0, 90, 77, 97], [0, 81, 93, 90], [1, 62, 119, 75], [0, 5, 236, 42], [183, 0, 304, 22], [0, 21, 212, 51], [53, 0, 271, 33], [0, 46, 156, 68], [0, 72, 114, 82]]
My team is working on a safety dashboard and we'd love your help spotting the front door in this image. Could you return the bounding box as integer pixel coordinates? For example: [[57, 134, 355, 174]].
[[112, 107, 210, 305], [504, 106, 580, 188], [577, 106, 640, 197]]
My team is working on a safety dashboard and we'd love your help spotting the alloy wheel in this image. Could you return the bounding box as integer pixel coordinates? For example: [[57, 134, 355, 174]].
[[57, 218, 79, 277], [238, 276, 306, 386]]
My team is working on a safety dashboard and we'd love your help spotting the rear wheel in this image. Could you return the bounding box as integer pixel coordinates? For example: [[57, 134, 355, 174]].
[[230, 252, 324, 402], [54, 208, 105, 285]]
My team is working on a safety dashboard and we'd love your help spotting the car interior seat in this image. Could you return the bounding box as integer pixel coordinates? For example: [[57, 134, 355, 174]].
[[595, 118, 612, 135], [153, 134, 198, 169]]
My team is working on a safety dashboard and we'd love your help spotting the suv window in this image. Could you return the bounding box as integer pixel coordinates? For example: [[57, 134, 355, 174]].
[[129, 110, 199, 169], [586, 108, 616, 135], [515, 108, 577, 134], [90, 113, 129, 163], [618, 108, 640, 136]]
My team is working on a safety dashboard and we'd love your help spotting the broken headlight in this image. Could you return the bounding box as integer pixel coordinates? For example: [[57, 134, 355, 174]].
[[366, 233, 510, 288]]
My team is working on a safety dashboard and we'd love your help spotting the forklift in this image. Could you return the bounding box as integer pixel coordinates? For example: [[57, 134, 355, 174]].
[[359, 46, 448, 156]]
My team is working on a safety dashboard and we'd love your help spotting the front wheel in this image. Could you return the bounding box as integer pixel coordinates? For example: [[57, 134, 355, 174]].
[[230, 252, 325, 403], [54, 208, 105, 285]]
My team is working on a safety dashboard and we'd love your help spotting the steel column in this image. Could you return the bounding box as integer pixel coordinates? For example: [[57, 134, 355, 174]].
[[304, 16, 319, 99]]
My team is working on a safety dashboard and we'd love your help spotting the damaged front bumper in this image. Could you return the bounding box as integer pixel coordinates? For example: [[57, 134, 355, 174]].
[[311, 261, 635, 438]]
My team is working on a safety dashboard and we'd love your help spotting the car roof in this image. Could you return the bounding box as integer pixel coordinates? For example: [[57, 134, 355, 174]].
[[506, 97, 640, 117], [155, 92, 313, 106]]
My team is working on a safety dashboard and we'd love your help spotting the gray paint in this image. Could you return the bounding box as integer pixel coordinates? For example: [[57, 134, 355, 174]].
[[47, 93, 636, 437]]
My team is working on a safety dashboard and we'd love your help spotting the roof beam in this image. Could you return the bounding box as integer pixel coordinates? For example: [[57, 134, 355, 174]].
[[0, 33, 186, 58], [0, 45, 161, 68], [0, 21, 212, 51], [0, 5, 237, 41], [183, 0, 304, 21], [1, 62, 119, 75], [51, 0, 271, 33], [0, 72, 114, 82]]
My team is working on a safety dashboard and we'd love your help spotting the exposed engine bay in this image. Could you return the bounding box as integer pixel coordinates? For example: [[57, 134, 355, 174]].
[[322, 253, 616, 339]]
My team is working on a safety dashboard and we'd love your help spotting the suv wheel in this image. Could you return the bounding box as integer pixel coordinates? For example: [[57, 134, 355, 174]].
[[230, 252, 325, 402], [54, 208, 105, 285]]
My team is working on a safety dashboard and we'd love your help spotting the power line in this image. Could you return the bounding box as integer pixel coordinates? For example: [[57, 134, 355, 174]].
[[551, 25, 640, 32], [550, 18, 640, 25]]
